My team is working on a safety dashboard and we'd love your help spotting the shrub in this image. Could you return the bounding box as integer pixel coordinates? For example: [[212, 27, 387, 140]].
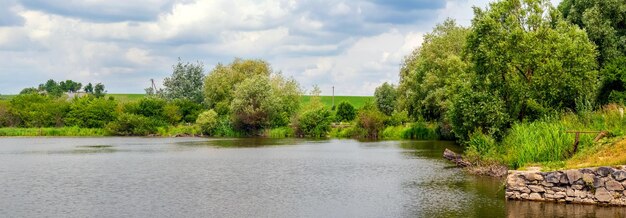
[[265, 127, 295, 138], [386, 110, 409, 126], [293, 107, 332, 138], [163, 103, 182, 124], [335, 101, 356, 122], [448, 89, 509, 141], [172, 99, 203, 123], [0, 101, 17, 127], [196, 110, 219, 135], [65, 97, 118, 128], [402, 122, 439, 140], [9, 93, 69, 127], [356, 108, 387, 139], [465, 130, 500, 161], [105, 113, 165, 136]]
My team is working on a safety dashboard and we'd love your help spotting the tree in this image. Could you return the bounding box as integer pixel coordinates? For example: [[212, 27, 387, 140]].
[[196, 110, 219, 135], [374, 82, 397, 116], [94, 83, 106, 98], [559, 0, 626, 67], [335, 101, 356, 122], [9, 93, 69, 127], [59, 80, 82, 93], [19, 87, 39, 95], [230, 75, 278, 134], [596, 57, 626, 105], [356, 107, 387, 139], [466, 0, 598, 123], [163, 59, 205, 103], [204, 58, 272, 115], [396, 19, 470, 121], [84, 83, 94, 93], [292, 86, 332, 137], [39, 79, 63, 97], [65, 96, 118, 128]]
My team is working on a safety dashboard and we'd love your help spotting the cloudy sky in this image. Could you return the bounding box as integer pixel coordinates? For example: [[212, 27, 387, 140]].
[[0, 0, 561, 95]]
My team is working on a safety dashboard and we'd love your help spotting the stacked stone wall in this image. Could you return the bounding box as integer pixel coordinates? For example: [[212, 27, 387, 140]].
[[506, 166, 626, 206]]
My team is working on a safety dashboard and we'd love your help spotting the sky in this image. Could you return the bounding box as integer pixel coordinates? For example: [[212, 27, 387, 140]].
[[0, 0, 561, 95]]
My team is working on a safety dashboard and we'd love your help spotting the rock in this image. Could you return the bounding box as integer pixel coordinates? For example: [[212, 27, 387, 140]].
[[572, 184, 584, 190], [544, 172, 560, 183], [575, 190, 587, 198], [597, 167, 614, 177], [582, 198, 595, 204], [529, 185, 545, 193], [524, 172, 544, 181], [554, 192, 567, 199], [529, 193, 542, 200], [507, 175, 526, 189], [566, 170, 582, 184], [580, 168, 595, 174], [552, 187, 566, 192], [566, 188, 575, 197], [544, 193, 555, 199], [613, 170, 626, 181], [541, 181, 554, 187], [559, 173, 569, 184], [605, 180, 624, 191], [593, 176, 605, 188], [545, 189, 555, 194], [582, 173, 594, 184], [565, 197, 574, 202], [573, 197, 583, 203], [520, 193, 529, 199], [520, 187, 531, 193], [595, 188, 613, 202]]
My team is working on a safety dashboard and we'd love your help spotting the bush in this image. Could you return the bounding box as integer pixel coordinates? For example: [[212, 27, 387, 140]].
[[335, 101, 356, 122], [448, 89, 509, 141], [163, 103, 182, 124], [196, 110, 219, 135], [65, 97, 118, 128], [105, 113, 165, 136], [386, 110, 409, 126], [293, 107, 332, 138], [9, 93, 69, 127], [465, 131, 500, 161], [172, 99, 202, 123], [0, 101, 17, 127], [356, 108, 387, 139], [265, 127, 294, 138], [402, 122, 439, 140]]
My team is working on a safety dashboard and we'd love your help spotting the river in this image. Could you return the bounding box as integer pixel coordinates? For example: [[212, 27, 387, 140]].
[[0, 137, 622, 217]]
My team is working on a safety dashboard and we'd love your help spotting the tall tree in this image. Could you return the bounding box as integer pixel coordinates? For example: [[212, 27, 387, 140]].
[[163, 59, 205, 103], [559, 0, 626, 67], [84, 83, 94, 93], [466, 0, 598, 121], [94, 83, 106, 98], [374, 82, 397, 116]]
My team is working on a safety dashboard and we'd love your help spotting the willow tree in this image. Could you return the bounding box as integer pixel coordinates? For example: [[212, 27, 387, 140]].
[[466, 0, 598, 122]]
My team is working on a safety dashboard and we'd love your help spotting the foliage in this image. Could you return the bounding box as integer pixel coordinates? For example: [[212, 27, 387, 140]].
[[355, 107, 387, 139], [9, 93, 69, 127], [94, 83, 106, 98], [125, 97, 167, 121], [386, 110, 409, 126], [396, 19, 470, 121], [467, 0, 598, 123], [163, 59, 205, 103], [447, 88, 510, 141], [335, 101, 356, 122], [293, 106, 332, 138], [196, 110, 219, 135], [59, 80, 82, 93], [105, 113, 165, 136], [230, 75, 277, 134], [19, 87, 38, 95], [596, 57, 626, 105], [269, 74, 302, 127], [163, 103, 182, 125], [38, 79, 64, 97], [65, 96, 118, 128], [265, 127, 295, 138], [0, 127, 106, 136], [0, 101, 17, 127], [401, 122, 440, 140], [559, 0, 626, 66], [300, 95, 373, 109], [84, 83, 93, 93], [502, 121, 573, 169], [172, 99, 203, 123], [204, 58, 271, 115], [374, 82, 397, 116]]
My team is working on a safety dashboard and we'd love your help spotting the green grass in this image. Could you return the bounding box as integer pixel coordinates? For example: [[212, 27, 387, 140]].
[[107, 94, 146, 103], [301, 96, 373, 108], [0, 127, 107, 136], [0, 95, 15, 101]]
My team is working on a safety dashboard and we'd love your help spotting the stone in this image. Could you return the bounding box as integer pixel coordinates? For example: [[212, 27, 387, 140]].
[[566, 188, 575, 197], [520, 187, 531, 193], [524, 172, 544, 181], [565, 197, 574, 202], [572, 184, 584, 190], [529, 193, 542, 200], [580, 168, 595, 174], [520, 193, 529, 199], [566, 170, 582, 184], [597, 167, 614, 177], [573, 197, 583, 203], [552, 187, 566, 192], [613, 170, 626, 181], [582, 198, 595, 204], [507, 174, 526, 187], [582, 173, 594, 184], [554, 192, 567, 199], [545, 189, 555, 194], [593, 176, 605, 188], [559, 173, 569, 184], [595, 188, 613, 202], [529, 185, 546, 193], [544, 193, 555, 199], [541, 181, 554, 187], [605, 180, 625, 191], [544, 172, 560, 183], [575, 190, 587, 198]]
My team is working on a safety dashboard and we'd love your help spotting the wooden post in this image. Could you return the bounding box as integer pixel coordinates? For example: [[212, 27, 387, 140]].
[[332, 86, 335, 108]]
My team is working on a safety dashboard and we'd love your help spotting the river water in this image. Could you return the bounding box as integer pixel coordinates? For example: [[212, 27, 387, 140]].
[[0, 137, 623, 217]]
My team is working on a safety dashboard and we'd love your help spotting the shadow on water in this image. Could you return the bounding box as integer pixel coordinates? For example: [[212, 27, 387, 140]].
[[399, 140, 462, 159], [175, 137, 309, 148]]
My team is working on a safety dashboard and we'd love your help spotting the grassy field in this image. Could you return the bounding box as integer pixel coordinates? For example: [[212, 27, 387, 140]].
[[108, 94, 146, 103]]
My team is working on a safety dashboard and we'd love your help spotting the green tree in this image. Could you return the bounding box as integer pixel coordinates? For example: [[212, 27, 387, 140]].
[[20, 87, 39, 95], [335, 101, 356, 122], [448, 88, 510, 141], [84, 83, 94, 93], [596, 57, 626, 105], [39, 79, 63, 97], [204, 58, 271, 115], [559, 0, 626, 67], [396, 19, 470, 121], [163, 59, 205, 103], [9, 93, 69, 127], [466, 0, 598, 122], [294, 107, 332, 138], [374, 82, 397, 116], [59, 80, 82, 93], [230, 75, 278, 134], [172, 99, 203, 123], [196, 109, 219, 135], [356, 107, 387, 139], [94, 83, 106, 98]]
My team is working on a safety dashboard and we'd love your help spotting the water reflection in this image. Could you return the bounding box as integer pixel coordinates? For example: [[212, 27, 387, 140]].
[[175, 138, 307, 147], [507, 200, 626, 218]]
